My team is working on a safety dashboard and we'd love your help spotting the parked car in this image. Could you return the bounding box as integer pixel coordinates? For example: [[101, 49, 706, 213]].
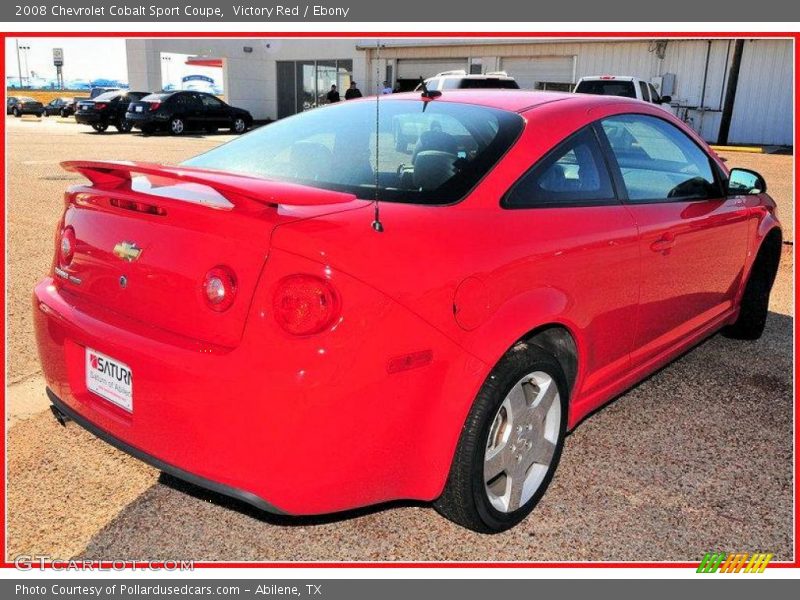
[[416, 70, 520, 91], [74, 91, 149, 133], [10, 96, 44, 117], [125, 91, 252, 135], [36, 91, 781, 533], [7, 96, 19, 114], [43, 96, 79, 117], [574, 75, 672, 109]]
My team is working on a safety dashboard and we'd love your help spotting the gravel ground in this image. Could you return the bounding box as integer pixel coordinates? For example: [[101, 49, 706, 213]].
[[5, 115, 794, 562]]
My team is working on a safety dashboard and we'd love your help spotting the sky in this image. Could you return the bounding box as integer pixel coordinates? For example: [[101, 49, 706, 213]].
[[6, 38, 128, 83]]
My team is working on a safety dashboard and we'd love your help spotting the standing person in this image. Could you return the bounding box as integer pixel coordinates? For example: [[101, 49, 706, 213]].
[[382, 81, 394, 95], [326, 84, 340, 103], [345, 81, 363, 100]]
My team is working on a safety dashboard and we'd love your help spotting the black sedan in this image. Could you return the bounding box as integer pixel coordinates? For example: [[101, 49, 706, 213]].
[[43, 96, 80, 117], [10, 96, 44, 117], [125, 91, 252, 135], [75, 90, 149, 133]]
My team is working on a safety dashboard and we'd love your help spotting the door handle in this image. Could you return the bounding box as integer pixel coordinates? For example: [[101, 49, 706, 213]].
[[650, 232, 675, 252]]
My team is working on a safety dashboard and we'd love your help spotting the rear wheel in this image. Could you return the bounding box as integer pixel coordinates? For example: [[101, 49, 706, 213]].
[[91, 122, 108, 133], [116, 119, 133, 133], [231, 117, 247, 134], [60, 108, 68, 118], [13, 108, 20, 118], [434, 342, 568, 533], [169, 117, 185, 135]]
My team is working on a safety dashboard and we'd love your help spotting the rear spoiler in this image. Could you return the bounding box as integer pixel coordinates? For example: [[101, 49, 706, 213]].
[[61, 160, 358, 209]]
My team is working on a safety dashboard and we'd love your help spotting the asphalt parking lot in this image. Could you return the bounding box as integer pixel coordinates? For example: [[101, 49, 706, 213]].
[[5, 114, 794, 562]]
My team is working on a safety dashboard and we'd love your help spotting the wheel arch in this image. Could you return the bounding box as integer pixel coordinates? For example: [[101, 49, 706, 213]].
[[518, 324, 579, 397], [745, 224, 782, 295]]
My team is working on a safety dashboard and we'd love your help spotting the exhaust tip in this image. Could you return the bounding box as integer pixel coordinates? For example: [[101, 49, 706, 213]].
[[50, 404, 70, 427]]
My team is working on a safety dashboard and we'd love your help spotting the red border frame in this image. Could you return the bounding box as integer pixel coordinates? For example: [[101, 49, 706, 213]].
[[1, 29, 797, 571]]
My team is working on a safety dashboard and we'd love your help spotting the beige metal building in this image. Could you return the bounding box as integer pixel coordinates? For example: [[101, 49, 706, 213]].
[[126, 38, 793, 145]]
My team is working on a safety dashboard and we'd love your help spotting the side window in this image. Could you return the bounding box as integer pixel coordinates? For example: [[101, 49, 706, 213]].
[[200, 94, 223, 109], [638, 81, 650, 102], [648, 84, 662, 103], [504, 127, 616, 208], [601, 114, 720, 202]]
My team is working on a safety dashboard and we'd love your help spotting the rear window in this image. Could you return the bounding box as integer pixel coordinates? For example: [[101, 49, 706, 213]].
[[452, 78, 520, 89], [92, 91, 121, 102], [575, 80, 637, 99], [183, 100, 523, 205], [141, 93, 173, 102]]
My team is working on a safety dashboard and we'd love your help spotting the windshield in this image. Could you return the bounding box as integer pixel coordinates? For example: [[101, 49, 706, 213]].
[[183, 100, 523, 204], [575, 80, 636, 98]]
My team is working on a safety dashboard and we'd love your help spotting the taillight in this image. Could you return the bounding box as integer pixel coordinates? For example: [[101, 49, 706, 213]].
[[59, 226, 76, 267], [273, 274, 340, 336], [94, 102, 107, 110], [148, 102, 161, 112], [203, 266, 237, 312]]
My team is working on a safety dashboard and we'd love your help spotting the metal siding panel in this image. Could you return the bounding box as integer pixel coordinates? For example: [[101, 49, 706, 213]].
[[396, 58, 468, 79], [729, 40, 793, 145], [501, 56, 575, 88]]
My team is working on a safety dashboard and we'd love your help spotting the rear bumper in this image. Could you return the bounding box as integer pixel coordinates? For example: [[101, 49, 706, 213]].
[[75, 113, 103, 125], [126, 113, 166, 128], [34, 260, 486, 515], [48, 388, 285, 514]]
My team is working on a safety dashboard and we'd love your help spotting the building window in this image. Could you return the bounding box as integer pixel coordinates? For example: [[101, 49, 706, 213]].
[[277, 59, 354, 119]]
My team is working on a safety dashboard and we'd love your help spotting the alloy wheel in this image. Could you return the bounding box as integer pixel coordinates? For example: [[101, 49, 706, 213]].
[[483, 371, 561, 513]]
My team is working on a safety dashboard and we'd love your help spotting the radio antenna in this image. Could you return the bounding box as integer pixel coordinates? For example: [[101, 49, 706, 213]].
[[372, 41, 384, 233]]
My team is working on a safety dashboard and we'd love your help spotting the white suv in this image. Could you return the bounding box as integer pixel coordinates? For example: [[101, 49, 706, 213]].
[[416, 70, 520, 91], [574, 76, 672, 110]]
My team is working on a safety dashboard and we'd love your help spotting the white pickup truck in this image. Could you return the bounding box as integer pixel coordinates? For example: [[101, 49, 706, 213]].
[[574, 76, 672, 111]]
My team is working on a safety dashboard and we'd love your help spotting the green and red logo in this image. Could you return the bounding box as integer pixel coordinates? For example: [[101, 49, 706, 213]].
[[697, 552, 773, 573]]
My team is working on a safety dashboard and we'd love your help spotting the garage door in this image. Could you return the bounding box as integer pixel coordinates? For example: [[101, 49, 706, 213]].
[[396, 58, 468, 81], [501, 56, 575, 90]]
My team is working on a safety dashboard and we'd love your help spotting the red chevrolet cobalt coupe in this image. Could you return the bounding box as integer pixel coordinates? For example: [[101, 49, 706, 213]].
[[35, 91, 781, 532]]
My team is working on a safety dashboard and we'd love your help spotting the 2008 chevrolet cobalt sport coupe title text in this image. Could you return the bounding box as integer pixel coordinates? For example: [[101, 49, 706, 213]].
[[35, 90, 781, 533]]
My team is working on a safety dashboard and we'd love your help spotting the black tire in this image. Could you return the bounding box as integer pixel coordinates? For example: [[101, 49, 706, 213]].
[[60, 109, 67, 118], [723, 234, 781, 340], [13, 108, 21, 118], [231, 117, 248, 134], [434, 342, 568, 533], [91, 122, 108, 133], [169, 117, 185, 135], [116, 120, 133, 133]]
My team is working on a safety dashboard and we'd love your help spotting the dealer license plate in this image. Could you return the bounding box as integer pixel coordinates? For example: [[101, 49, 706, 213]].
[[85, 347, 133, 412]]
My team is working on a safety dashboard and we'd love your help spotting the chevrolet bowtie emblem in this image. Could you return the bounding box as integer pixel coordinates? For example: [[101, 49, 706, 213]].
[[113, 241, 142, 262]]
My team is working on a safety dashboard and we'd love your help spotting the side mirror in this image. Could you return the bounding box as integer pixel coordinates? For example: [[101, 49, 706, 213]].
[[727, 167, 767, 195], [660, 95, 672, 104]]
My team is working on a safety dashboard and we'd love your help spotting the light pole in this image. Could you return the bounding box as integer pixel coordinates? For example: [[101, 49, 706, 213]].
[[20, 44, 31, 86], [161, 56, 172, 90], [15, 39, 23, 88]]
